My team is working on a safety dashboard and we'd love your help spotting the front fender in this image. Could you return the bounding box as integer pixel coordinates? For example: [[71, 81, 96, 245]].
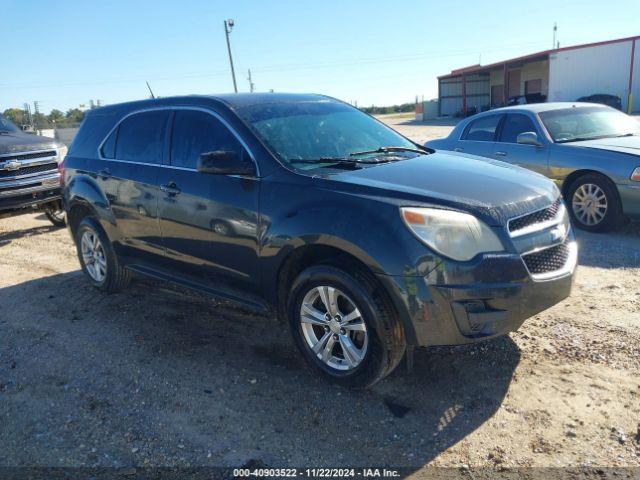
[[549, 146, 638, 186]]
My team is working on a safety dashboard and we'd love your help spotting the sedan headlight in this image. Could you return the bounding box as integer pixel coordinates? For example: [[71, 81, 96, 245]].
[[631, 167, 640, 182], [401, 207, 504, 261], [56, 145, 68, 163]]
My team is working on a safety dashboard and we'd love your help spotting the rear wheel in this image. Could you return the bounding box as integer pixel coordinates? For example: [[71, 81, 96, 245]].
[[74, 217, 131, 292], [287, 265, 405, 388], [566, 174, 622, 232]]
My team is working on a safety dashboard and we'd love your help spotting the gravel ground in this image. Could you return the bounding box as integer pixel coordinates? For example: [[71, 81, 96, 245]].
[[1, 119, 639, 476]]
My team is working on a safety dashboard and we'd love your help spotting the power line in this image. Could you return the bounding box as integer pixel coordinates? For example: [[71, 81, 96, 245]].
[[0, 41, 551, 91]]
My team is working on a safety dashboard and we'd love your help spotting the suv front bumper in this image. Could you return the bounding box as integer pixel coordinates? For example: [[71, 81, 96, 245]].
[[378, 239, 577, 347]]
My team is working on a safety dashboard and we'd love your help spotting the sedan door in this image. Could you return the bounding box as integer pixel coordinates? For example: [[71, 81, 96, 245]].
[[491, 113, 550, 176], [157, 108, 261, 295]]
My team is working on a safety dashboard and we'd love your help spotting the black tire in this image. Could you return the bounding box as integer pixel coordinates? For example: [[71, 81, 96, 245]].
[[74, 217, 131, 293], [565, 173, 623, 233], [287, 264, 405, 388], [44, 205, 66, 228]]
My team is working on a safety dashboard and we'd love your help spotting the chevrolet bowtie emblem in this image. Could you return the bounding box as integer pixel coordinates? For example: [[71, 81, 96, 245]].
[[550, 224, 566, 242], [2, 160, 22, 171]]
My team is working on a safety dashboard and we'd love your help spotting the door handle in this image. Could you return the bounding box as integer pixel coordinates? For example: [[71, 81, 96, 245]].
[[454, 147, 464, 152], [495, 151, 507, 156], [160, 182, 181, 196], [97, 168, 111, 179]]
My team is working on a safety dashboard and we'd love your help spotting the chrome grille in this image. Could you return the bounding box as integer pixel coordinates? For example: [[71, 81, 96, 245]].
[[0, 150, 57, 162], [0, 162, 58, 178], [508, 199, 561, 235], [522, 240, 571, 275]]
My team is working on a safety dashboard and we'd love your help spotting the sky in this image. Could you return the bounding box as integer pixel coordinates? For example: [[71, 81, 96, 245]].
[[2, 0, 640, 113]]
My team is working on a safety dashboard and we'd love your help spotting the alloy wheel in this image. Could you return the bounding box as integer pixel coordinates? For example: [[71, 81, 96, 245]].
[[299, 286, 368, 371], [81, 230, 107, 282], [572, 183, 608, 226]]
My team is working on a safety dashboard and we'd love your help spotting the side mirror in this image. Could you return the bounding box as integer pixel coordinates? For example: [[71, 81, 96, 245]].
[[517, 131, 542, 147], [197, 150, 256, 176]]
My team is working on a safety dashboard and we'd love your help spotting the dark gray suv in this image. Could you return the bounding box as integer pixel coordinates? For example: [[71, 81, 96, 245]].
[[0, 114, 67, 226], [63, 93, 577, 387]]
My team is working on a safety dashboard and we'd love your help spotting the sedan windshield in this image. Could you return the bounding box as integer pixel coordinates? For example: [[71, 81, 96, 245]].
[[0, 114, 19, 133], [235, 100, 418, 167], [539, 106, 640, 143]]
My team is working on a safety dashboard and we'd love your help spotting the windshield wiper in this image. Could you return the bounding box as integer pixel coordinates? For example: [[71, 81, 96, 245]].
[[558, 132, 638, 143], [349, 146, 428, 157], [291, 156, 394, 166], [613, 133, 636, 137], [557, 135, 610, 143]]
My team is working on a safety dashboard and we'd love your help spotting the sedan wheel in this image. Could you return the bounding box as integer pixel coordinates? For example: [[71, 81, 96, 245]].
[[299, 286, 368, 371], [566, 174, 622, 232], [80, 230, 107, 282], [572, 183, 607, 227]]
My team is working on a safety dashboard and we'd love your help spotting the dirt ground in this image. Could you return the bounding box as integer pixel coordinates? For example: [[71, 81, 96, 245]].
[[1, 119, 639, 476]]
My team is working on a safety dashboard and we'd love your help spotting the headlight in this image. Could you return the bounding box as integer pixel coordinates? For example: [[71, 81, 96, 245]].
[[631, 167, 640, 182], [401, 207, 504, 261], [56, 145, 68, 163]]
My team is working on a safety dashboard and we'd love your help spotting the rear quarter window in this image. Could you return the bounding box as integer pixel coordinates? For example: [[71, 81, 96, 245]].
[[67, 111, 121, 159]]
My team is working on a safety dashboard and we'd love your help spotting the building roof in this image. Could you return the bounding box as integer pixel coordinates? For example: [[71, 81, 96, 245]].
[[439, 34, 640, 80]]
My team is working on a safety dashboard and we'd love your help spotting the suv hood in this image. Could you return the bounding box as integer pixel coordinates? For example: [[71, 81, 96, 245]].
[[0, 131, 62, 155], [568, 135, 640, 156], [326, 151, 558, 226]]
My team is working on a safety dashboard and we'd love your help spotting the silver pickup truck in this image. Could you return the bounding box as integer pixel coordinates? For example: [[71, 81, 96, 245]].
[[0, 114, 67, 226]]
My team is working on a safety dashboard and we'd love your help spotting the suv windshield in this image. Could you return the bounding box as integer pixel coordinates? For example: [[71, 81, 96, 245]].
[[0, 114, 19, 133], [235, 100, 418, 167], [539, 106, 640, 143]]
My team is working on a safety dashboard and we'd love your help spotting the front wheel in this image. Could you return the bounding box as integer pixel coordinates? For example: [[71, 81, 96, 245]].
[[566, 174, 622, 232], [44, 204, 66, 227], [287, 265, 405, 388]]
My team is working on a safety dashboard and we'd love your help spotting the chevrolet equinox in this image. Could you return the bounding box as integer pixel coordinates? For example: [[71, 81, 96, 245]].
[[63, 94, 577, 387]]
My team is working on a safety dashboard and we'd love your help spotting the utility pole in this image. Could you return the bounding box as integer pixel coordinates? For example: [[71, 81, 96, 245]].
[[23, 103, 33, 130], [553, 23, 558, 49], [224, 19, 238, 93], [33, 101, 41, 130], [247, 69, 255, 92]]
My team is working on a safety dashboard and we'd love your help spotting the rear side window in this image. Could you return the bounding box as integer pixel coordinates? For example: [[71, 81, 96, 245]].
[[170, 110, 245, 169], [499, 114, 537, 143], [462, 116, 501, 142], [115, 110, 169, 164]]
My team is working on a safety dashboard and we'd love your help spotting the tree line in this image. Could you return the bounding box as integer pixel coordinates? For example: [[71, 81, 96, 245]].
[[2, 101, 414, 130], [360, 102, 414, 115], [2, 107, 85, 129]]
